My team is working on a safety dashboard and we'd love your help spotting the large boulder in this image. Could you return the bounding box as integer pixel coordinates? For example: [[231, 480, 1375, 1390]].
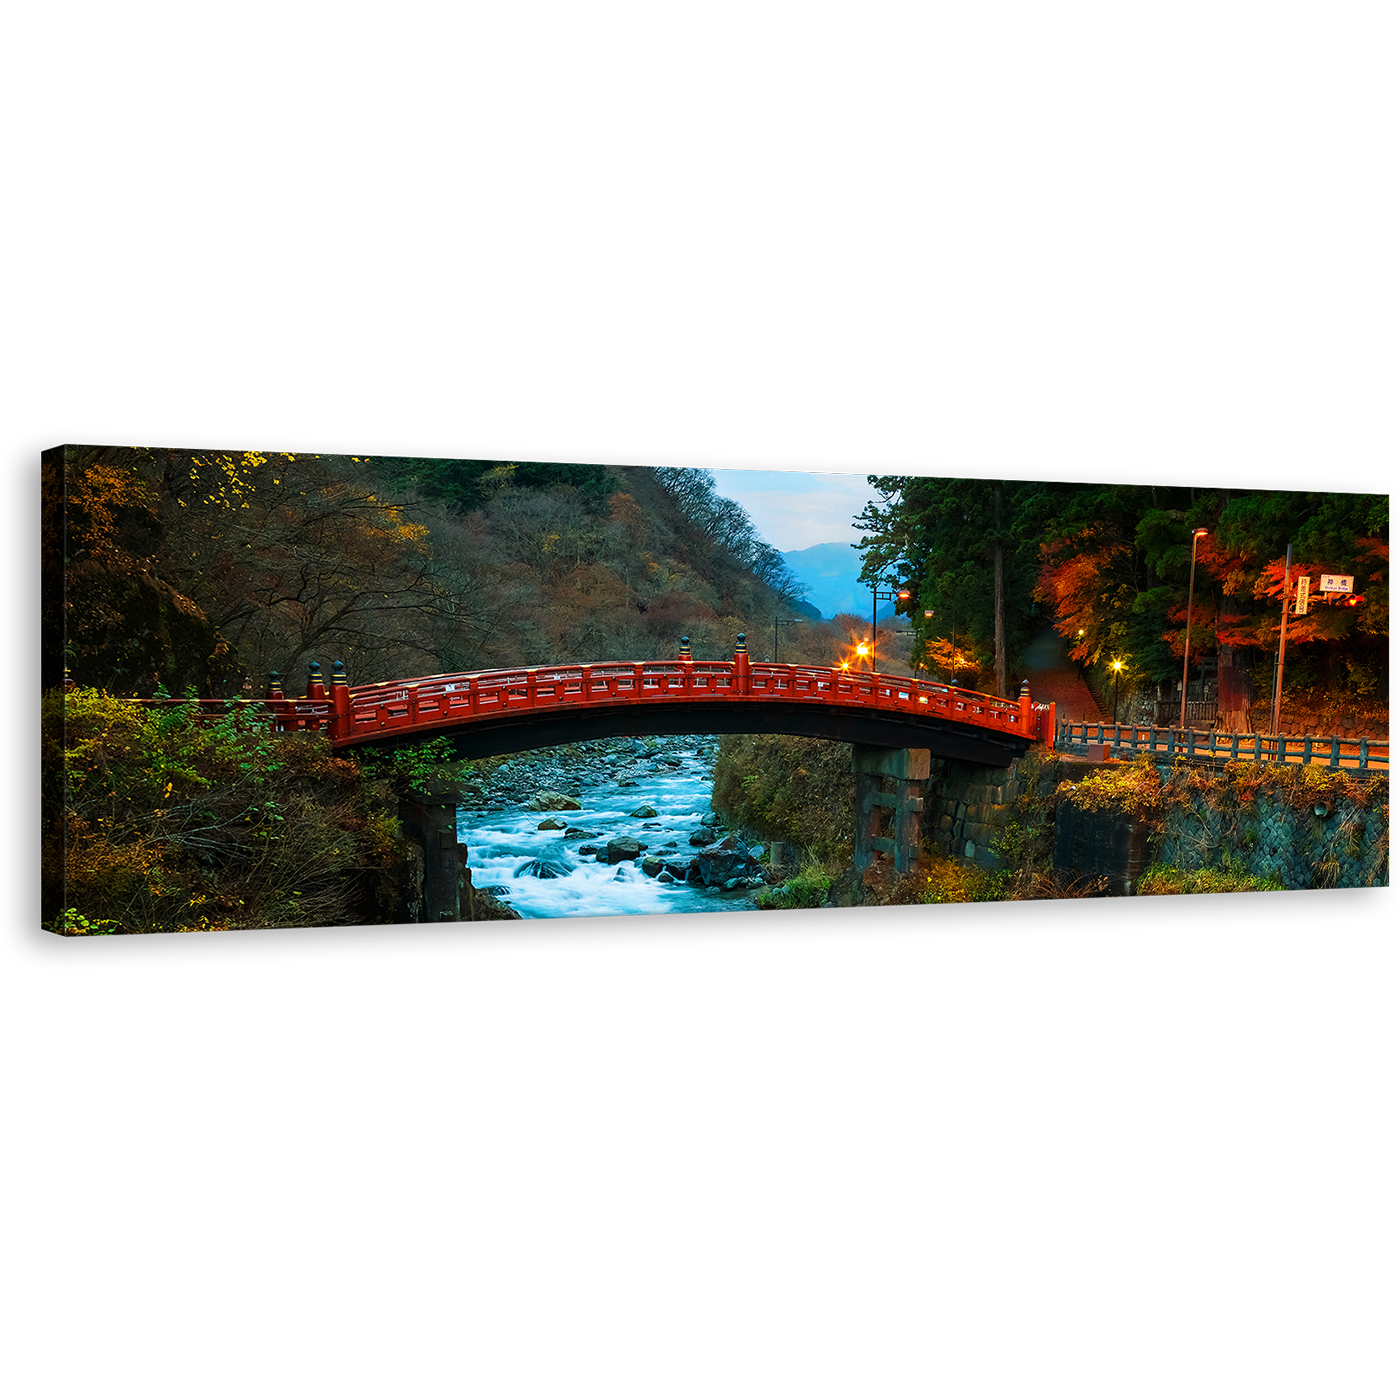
[[688, 830, 713, 847], [664, 860, 692, 880], [525, 791, 582, 811], [605, 837, 642, 864], [630, 805, 658, 819], [696, 834, 756, 887], [640, 855, 665, 878]]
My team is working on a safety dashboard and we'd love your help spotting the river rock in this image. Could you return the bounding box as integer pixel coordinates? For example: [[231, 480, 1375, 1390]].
[[472, 890, 523, 920], [657, 871, 676, 884], [640, 855, 665, 877], [696, 834, 755, 887], [525, 790, 582, 811], [605, 837, 642, 864], [630, 805, 658, 818], [537, 818, 568, 831], [689, 830, 713, 846], [564, 828, 600, 840], [664, 860, 691, 880], [577, 844, 601, 856], [514, 856, 571, 879]]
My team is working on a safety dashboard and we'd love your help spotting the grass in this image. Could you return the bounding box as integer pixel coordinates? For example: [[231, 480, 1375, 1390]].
[[1136, 861, 1286, 896]]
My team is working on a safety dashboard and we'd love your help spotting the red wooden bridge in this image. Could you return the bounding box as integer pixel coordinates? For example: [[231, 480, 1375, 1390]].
[[156, 637, 1057, 767]]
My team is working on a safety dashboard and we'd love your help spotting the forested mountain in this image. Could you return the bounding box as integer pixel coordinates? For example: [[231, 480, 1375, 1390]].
[[856, 476, 1389, 707], [43, 447, 860, 696]]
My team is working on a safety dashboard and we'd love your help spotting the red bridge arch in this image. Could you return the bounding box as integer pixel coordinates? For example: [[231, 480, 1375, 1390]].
[[159, 646, 1056, 768]]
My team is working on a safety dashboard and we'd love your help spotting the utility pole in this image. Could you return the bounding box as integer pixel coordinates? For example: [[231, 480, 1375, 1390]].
[[1271, 542, 1292, 737], [993, 481, 1006, 697]]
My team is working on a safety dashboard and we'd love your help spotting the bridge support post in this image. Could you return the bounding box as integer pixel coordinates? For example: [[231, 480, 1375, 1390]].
[[398, 788, 470, 922], [329, 660, 351, 742], [852, 746, 929, 874]]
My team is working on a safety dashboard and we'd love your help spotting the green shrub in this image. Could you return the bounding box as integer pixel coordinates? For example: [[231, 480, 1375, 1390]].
[[43, 687, 406, 934]]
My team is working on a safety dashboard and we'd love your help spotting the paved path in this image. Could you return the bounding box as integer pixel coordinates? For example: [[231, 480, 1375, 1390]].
[[1025, 626, 1390, 772], [1022, 627, 1106, 724]]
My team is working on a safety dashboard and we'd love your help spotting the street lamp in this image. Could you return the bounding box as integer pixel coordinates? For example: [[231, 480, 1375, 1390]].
[[1111, 658, 1124, 723], [871, 584, 911, 668], [1179, 527, 1209, 730], [772, 616, 801, 664]]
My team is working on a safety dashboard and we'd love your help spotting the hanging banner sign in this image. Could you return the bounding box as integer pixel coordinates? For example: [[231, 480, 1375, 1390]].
[[1295, 575, 1310, 614], [1319, 574, 1354, 593]]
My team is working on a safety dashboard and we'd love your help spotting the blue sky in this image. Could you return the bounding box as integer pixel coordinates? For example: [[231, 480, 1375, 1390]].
[[707, 468, 879, 552]]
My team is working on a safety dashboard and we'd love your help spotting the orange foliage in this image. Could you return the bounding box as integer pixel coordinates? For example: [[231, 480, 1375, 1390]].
[[1035, 528, 1132, 663]]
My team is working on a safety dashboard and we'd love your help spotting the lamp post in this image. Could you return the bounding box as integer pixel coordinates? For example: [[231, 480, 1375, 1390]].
[[772, 617, 801, 664], [871, 585, 911, 669], [1178, 528, 1209, 730], [1112, 658, 1124, 723]]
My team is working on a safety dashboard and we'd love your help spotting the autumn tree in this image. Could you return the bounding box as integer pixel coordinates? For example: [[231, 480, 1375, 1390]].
[[42, 446, 239, 694]]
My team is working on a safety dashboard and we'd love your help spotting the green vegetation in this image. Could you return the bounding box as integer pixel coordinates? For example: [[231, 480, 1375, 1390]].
[[754, 864, 837, 910], [711, 733, 855, 869], [1137, 860, 1286, 896], [42, 688, 404, 934], [364, 735, 472, 794]]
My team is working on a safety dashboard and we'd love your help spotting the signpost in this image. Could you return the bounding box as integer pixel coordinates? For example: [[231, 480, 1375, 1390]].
[[1295, 574, 1310, 615], [1320, 574, 1354, 593]]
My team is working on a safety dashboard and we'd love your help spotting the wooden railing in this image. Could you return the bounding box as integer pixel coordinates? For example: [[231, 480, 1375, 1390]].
[[1058, 718, 1388, 770]]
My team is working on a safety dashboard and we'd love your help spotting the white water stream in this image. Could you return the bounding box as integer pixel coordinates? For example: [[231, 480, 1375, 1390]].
[[459, 744, 756, 920]]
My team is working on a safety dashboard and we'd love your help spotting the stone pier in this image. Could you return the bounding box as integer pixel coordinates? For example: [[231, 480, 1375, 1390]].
[[853, 745, 929, 874], [397, 788, 472, 921]]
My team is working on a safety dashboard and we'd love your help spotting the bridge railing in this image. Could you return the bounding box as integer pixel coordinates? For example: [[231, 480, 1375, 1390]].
[[126, 649, 1059, 749], [1057, 717, 1388, 770]]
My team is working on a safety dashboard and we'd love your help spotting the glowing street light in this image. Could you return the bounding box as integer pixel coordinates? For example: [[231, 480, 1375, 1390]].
[[871, 585, 911, 667], [1111, 657, 1124, 723]]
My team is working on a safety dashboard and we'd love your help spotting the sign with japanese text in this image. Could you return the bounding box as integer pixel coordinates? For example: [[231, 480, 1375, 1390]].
[[1320, 574, 1354, 593], [1295, 575, 1310, 614]]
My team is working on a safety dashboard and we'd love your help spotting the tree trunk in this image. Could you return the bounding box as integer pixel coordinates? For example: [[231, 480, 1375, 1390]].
[[1217, 591, 1252, 732], [993, 481, 1006, 698]]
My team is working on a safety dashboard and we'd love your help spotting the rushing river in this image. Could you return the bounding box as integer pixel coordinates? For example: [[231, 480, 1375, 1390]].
[[458, 741, 758, 921]]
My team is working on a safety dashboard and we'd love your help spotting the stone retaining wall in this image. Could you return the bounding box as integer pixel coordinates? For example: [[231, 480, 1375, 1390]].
[[923, 749, 1088, 871], [924, 748, 1388, 894], [1150, 779, 1388, 891]]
